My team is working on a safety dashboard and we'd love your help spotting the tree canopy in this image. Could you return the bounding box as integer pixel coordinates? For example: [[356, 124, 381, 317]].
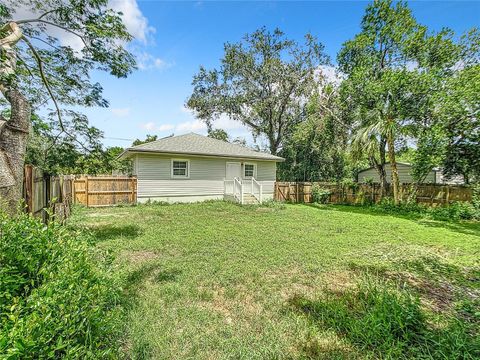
[[337, 0, 477, 201], [0, 0, 136, 208], [187, 27, 328, 155]]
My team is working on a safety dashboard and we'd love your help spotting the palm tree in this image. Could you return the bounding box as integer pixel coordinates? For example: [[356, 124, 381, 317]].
[[351, 112, 401, 204]]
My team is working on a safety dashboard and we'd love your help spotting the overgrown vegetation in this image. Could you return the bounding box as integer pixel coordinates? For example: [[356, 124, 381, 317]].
[[311, 184, 332, 204], [291, 279, 479, 359], [370, 198, 480, 221], [0, 212, 122, 359]]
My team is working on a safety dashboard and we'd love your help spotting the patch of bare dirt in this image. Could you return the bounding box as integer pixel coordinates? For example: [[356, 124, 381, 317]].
[[255, 207, 275, 213], [121, 250, 159, 265], [87, 212, 130, 218], [197, 285, 263, 325]]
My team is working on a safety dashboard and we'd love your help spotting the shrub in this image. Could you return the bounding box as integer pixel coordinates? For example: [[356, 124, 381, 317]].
[[472, 183, 480, 211], [428, 201, 479, 221], [311, 184, 331, 204], [372, 198, 479, 221], [0, 212, 121, 359], [376, 197, 425, 215]]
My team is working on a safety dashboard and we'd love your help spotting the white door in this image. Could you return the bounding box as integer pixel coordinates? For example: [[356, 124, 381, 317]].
[[226, 162, 241, 180]]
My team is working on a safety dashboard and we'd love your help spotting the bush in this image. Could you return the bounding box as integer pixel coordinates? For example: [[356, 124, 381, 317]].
[[311, 184, 331, 204], [291, 280, 479, 358], [376, 197, 425, 215], [472, 183, 480, 211], [0, 213, 121, 359], [428, 201, 479, 221], [372, 198, 479, 221]]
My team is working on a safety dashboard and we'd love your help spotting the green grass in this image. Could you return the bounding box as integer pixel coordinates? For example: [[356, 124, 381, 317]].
[[69, 201, 480, 359]]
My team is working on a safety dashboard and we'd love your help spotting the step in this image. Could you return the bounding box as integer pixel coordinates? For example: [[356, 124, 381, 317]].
[[242, 194, 259, 204]]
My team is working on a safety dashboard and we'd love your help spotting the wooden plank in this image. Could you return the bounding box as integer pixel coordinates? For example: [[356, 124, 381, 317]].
[[85, 176, 89, 207], [82, 190, 134, 195], [24, 165, 33, 213]]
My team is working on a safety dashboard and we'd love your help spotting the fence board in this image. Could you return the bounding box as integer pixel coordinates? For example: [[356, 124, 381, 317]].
[[73, 176, 137, 207], [274, 182, 472, 206], [22, 165, 74, 223]]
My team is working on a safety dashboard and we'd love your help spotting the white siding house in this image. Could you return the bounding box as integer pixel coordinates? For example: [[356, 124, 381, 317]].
[[121, 133, 283, 204], [357, 162, 464, 184]]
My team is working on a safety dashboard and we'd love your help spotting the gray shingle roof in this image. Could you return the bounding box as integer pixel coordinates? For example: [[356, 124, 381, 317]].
[[123, 133, 284, 161]]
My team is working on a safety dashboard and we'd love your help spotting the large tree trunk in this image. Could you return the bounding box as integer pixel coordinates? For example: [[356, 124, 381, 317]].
[[0, 22, 30, 213], [386, 132, 400, 205], [0, 89, 31, 213]]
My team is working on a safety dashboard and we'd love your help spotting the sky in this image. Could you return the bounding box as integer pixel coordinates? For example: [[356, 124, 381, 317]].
[[78, 0, 480, 148]]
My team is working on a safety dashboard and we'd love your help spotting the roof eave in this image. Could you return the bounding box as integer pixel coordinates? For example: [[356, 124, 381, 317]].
[[122, 148, 285, 162]]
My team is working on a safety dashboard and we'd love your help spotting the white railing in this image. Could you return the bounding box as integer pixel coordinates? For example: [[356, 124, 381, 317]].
[[233, 177, 243, 204], [224, 177, 262, 204], [224, 179, 234, 195], [251, 177, 262, 203]]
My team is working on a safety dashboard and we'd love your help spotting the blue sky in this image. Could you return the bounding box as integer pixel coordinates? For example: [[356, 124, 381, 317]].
[[86, 1, 480, 148]]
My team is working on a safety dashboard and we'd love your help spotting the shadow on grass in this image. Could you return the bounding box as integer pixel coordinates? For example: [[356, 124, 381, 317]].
[[288, 276, 480, 360], [303, 203, 480, 237], [89, 224, 143, 242], [120, 262, 182, 358], [124, 263, 182, 298], [348, 257, 480, 313]]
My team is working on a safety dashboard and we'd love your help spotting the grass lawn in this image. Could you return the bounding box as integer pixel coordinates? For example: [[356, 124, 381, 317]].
[[69, 201, 480, 359]]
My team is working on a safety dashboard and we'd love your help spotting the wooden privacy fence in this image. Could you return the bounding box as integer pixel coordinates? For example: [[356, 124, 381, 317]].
[[22, 167, 137, 222], [73, 176, 137, 207], [275, 182, 472, 206], [23, 165, 74, 223]]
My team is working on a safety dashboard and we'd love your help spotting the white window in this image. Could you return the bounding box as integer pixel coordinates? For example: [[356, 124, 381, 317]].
[[244, 163, 256, 178], [171, 159, 189, 178]]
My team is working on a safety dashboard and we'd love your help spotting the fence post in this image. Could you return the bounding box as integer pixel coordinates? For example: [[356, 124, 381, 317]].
[[70, 177, 75, 205], [44, 173, 51, 223], [131, 177, 135, 203], [85, 176, 89, 207], [24, 165, 33, 213]]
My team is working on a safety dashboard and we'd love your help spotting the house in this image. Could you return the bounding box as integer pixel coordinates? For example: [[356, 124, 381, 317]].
[[357, 162, 464, 184], [120, 133, 284, 204]]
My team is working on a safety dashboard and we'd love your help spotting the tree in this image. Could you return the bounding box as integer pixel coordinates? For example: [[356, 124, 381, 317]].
[[187, 27, 328, 155], [437, 62, 480, 183], [338, 0, 457, 204], [207, 128, 229, 142], [0, 0, 135, 211], [278, 86, 349, 182], [207, 128, 247, 146], [24, 115, 132, 175], [132, 134, 158, 146]]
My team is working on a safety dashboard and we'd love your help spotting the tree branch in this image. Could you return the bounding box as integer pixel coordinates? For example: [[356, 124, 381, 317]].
[[16, 53, 36, 79], [16, 19, 88, 47], [22, 36, 91, 153]]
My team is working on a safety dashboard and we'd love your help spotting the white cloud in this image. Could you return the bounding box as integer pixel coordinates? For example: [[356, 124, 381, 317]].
[[158, 124, 174, 131], [176, 119, 207, 132], [108, 0, 155, 44], [140, 122, 175, 132], [111, 107, 131, 117], [136, 52, 173, 71], [141, 122, 156, 131], [14, 1, 155, 53], [214, 114, 244, 130], [316, 65, 344, 85], [176, 106, 247, 135], [180, 106, 192, 114]]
